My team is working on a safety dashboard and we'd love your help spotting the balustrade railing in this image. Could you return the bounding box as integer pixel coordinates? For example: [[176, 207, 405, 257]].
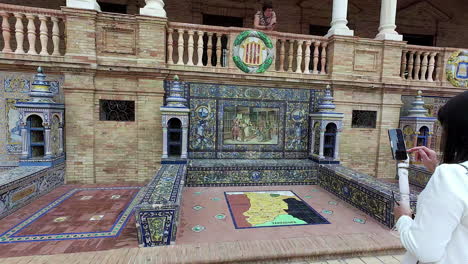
[[167, 22, 230, 67], [401, 46, 444, 82], [273, 32, 328, 74], [0, 4, 65, 57]]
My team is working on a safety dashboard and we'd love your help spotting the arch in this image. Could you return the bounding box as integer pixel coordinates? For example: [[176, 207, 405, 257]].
[[324, 123, 337, 158], [167, 118, 182, 156], [417, 126, 430, 147], [27, 115, 45, 158]]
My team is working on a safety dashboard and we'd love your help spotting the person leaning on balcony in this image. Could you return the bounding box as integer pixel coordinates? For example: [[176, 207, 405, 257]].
[[393, 91, 468, 264], [254, 1, 276, 31]]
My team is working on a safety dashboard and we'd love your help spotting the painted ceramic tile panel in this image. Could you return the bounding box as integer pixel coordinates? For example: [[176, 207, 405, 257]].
[[223, 106, 279, 145]]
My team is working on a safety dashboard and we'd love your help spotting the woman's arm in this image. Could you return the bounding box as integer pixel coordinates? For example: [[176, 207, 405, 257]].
[[396, 165, 464, 263]]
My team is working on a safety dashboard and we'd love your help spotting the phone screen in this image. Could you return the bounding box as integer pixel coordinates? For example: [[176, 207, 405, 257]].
[[388, 129, 408, 160]]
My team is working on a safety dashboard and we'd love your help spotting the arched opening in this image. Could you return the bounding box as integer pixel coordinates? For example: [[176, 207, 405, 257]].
[[324, 123, 337, 158], [168, 118, 182, 157], [27, 115, 44, 158], [417, 126, 429, 147]]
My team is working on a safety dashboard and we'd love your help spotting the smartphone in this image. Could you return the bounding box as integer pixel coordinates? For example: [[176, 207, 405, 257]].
[[388, 129, 408, 160]]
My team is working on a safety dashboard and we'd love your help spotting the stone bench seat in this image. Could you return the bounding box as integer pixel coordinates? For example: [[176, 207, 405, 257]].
[[135, 164, 186, 247], [319, 164, 420, 228], [0, 164, 65, 219]]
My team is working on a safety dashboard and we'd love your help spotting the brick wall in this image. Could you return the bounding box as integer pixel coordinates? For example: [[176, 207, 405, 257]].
[[334, 89, 402, 178]]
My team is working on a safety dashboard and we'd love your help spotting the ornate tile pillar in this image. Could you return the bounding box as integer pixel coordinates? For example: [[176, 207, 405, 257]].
[[15, 67, 65, 166], [309, 85, 344, 164]]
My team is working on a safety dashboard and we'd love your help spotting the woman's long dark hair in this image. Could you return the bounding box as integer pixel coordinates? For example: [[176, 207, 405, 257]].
[[438, 91, 468, 163]]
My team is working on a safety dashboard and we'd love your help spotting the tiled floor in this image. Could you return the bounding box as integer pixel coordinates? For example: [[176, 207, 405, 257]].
[[0, 184, 404, 262], [0, 183, 143, 258], [177, 185, 400, 246]]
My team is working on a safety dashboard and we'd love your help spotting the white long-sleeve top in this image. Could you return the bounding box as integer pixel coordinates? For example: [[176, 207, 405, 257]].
[[396, 162, 468, 264]]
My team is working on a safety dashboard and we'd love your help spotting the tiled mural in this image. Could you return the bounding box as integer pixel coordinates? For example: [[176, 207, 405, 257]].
[[0, 71, 64, 164], [187, 83, 318, 159]]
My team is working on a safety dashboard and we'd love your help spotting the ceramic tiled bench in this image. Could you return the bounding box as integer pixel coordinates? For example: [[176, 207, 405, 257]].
[[319, 164, 420, 228], [0, 163, 65, 219], [135, 164, 186, 247]]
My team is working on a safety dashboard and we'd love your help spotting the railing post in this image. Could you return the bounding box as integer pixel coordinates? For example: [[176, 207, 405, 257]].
[[167, 28, 173, 64], [0, 12, 12, 53], [287, 40, 294, 72], [187, 30, 195, 66], [51, 17, 61, 56], [14, 13, 25, 54], [427, 52, 436, 82], [196, 30, 203, 66], [312, 41, 320, 74], [39, 15, 49, 56], [295, 40, 303, 73], [26, 14, 37, 55], [279, 39, 285, 72], [320, 42, 328, 74], [207, 32, 213, 66], [216, 33, 222, 67], [304, 40, 311, 74], [407, 51, 415, 80], [420, 52, 429, 81], [176, 28, 184, 65], [414, 51, 421, 81], [400, 50, 407, 79]]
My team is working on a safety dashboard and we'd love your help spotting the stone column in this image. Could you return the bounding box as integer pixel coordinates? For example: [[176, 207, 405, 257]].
[[334, 131, 341, 160], [181, 127, 188, 159], [140, 0, 166, 18], [66, 0, 101, 11], [44, 125, 52, 158], [21, 124, 28, 158], [162, 124, 168, 159], [319, 130, 325, 158], [375, 0, 403, 41], [325, 0, 354, 37]]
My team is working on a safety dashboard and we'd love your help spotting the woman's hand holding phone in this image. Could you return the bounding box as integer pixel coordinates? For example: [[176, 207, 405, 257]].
[[407, 146, 438, 172]]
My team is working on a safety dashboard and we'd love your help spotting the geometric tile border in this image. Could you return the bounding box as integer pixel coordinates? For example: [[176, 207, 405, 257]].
[[0, 186, 143, 243]]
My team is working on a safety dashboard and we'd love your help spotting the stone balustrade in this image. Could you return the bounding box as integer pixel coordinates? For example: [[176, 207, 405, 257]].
[[272, 32, 328, 74], [167, 22, 230, 67], [401, 45, 445, 82], [0, 4, 65, 56]]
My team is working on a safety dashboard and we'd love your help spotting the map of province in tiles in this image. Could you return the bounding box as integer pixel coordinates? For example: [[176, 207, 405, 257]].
[[225, 191, 329, 229]]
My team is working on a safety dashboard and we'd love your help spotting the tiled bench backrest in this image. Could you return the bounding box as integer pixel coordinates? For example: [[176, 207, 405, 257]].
[[135, 164, 186, 247]]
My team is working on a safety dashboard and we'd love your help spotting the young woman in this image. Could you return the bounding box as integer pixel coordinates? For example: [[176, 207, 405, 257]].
[[394, 91, 468, 263], [254, 1, 277, 31]]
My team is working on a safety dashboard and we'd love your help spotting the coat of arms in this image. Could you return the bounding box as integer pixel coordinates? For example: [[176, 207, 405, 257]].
[[446, 50, 468, 87], [232, 30, 274, 74]]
